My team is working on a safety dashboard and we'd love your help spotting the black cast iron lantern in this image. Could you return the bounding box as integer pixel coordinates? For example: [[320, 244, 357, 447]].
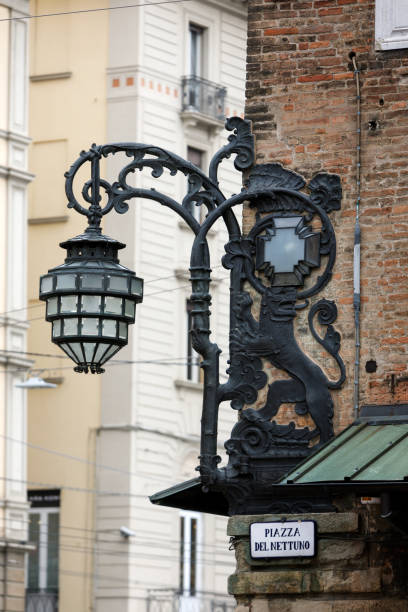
[[39, 227, 143, 373]]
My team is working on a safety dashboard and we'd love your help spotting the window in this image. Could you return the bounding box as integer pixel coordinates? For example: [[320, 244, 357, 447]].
[[179, 510, 201, 609], [26, 490, 60, 612], [189, 24, 204, 78], [186, 299, 201, 383], [186, 147, 205, 222], [187, 24, 206, 111], [375, 0, 408, 50]]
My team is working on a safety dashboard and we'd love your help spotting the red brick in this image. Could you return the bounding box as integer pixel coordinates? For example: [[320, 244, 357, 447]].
[[333, 72, 354, 80], [264, 27, 299, 36], [309, 41, 330, 48], [318, 7, 343, 15], [298, 73, 333, 82]]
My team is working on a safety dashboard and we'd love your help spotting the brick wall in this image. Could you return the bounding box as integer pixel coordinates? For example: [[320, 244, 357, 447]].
[[244, 0, 408, 431]]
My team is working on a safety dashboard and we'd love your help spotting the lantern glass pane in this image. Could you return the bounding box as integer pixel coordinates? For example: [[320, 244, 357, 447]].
[[82, 318, 99, 335], [124, 299, 135, 318], [56, 274, 76, 290], [102, 319, 117, 337], [41, 275, 53, 294], [80, 274, 104, 290], [100, 344, 120, 365], [93, 343, 111, 363], [131, 277, 143, 296], [118, 322, 127, 340], [104, 296, 123, 315], [52, 319, 61, 338], [60, 295, 78, 313], [67, 342, 84, 362], [108, 275, 128, 292], [81, 295, 101, 313], [47, 297, 58, 316], [83, 343, 97, 362], [63, 317, 79, 336], [60, 342, 77, 362]]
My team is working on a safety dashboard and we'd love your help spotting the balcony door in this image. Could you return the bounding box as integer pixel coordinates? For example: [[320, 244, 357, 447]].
[[179, 511, 202, 612], [189, 24, 204, 78], [26, 495, 59, 612]]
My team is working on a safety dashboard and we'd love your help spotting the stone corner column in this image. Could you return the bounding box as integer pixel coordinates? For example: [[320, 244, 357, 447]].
[[227, 500, 408, 611]]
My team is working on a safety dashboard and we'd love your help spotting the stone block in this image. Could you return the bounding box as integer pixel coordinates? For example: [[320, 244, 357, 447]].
[[5, 552, 24, 568], [5, 569, 24, 584], [314, 568, 381, 593], [228, 513, 358, 536], [259, 600, 408, 612], [4, 596, 24, 612], [328, 601, 408, 612], [318, 538, 365, 563], [6, 581, 24, 598], [251, 599, 269, 612], [229, 568, 381, 596], [268, 602, 332, 612]]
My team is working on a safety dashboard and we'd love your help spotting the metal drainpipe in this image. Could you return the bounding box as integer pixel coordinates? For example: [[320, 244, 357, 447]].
[[351, 52, 361, 419]]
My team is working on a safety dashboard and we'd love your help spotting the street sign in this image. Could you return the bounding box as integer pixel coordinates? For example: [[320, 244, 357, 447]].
[[250, 520, 316, 559]]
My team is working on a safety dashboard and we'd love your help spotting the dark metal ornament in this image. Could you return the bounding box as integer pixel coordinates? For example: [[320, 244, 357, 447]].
[[41, 118, 345, 515]]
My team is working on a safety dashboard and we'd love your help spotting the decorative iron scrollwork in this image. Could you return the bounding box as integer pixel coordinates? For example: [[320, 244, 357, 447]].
[[63, 117, 345, 515]]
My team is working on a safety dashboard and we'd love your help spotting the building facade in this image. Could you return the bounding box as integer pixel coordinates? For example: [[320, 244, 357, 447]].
[[0, 1, 33, 610], [27, 1, 247, 611]]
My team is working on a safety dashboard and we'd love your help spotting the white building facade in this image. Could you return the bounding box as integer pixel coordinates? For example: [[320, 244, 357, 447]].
[[0, 1, 32, 610], [97, 1, 247, 611]]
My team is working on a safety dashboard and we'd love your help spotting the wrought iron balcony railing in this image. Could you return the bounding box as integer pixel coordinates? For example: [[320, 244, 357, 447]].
[[25, 590, 58, 612], [181, 76, 227, 122], [147, 589, 234, 612]]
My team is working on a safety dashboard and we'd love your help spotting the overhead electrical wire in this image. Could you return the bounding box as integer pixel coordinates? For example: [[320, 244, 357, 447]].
[[0, 428, 213, 482], [0, 476, 146, 498], [0, 0, 195, 22], [0, 516, 232, 554], [29, 539, 234, 569]]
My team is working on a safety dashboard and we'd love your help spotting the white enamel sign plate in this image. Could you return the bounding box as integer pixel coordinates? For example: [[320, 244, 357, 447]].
[[250, 520, 316, 559]]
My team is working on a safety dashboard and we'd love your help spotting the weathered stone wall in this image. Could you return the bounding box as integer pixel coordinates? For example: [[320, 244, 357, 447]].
[[228, 497, 408, 610], [244, 0, 408, 432]]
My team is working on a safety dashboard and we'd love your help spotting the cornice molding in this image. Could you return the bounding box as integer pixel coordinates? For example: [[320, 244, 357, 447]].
[[0, 353, 32, 369], [0, 165, 34, 183], [0, 129, 31, 145]]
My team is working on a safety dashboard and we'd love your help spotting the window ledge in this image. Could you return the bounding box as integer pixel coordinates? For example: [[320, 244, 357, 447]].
[[174, 378, 203, 391]]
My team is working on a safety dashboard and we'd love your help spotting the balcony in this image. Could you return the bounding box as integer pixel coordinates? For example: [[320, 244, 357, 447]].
[[25, 590, 58, 612], [181, 76, 227, 129], [147, 589, 234, 612]]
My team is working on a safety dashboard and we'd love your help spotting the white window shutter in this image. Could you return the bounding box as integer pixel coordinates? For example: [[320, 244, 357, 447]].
[[376, 0, 408, 50]]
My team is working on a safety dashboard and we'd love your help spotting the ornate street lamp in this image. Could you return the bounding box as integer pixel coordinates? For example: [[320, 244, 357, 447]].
[[39, 153, 143, 374], [40, 119, 345, 514]]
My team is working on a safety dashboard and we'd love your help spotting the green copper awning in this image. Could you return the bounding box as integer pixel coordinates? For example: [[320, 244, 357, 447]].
[[281, 404, 408, 485], [150, 405, 408, 516]]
